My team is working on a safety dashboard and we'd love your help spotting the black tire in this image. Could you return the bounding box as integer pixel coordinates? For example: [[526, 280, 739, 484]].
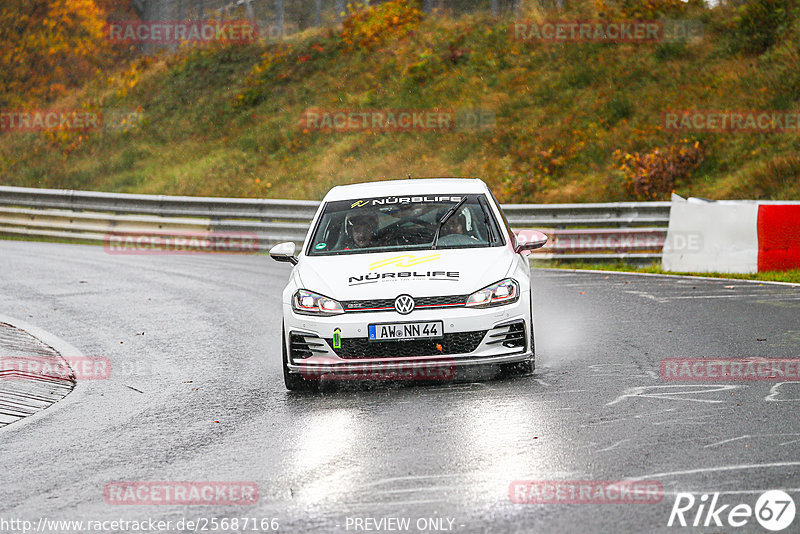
[[282, 325, 317, 392], [529, 289, 536, 370], [498, 303, 536, 378], [528, 303, 536, 371], [499, 358, 534, 378]]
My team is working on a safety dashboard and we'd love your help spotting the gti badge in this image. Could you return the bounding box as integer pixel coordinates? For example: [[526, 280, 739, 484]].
[[394, 294, 415, 315]]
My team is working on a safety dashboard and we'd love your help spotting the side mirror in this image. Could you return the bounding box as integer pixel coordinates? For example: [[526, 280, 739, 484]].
[[514, 230, 548, 254], [269, 242, 298, 265]]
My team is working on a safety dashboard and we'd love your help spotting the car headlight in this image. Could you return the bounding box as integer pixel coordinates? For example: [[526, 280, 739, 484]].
[[465, 279, 519, 308], [292, 289, 344, 316]]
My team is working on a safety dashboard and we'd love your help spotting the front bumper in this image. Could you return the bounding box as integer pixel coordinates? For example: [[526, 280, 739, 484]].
[[286, 350, 532, 376], [283, 303, 532, 377]]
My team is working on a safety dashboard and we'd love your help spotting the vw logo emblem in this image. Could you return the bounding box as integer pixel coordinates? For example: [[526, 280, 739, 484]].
[[394, 294, 415, 315]]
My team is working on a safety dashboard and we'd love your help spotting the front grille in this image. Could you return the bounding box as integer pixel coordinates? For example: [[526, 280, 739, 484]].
[[416, 295, 468, 307], [290, 333, 327, 360], [327, 331, 487, 359], [486, 321, 526, 350], [341, 295, 468, 313]]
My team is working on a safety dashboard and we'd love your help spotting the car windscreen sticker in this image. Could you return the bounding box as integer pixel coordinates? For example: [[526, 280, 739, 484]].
[[331, 195, 468, 213], [369, 253, 440, 270]]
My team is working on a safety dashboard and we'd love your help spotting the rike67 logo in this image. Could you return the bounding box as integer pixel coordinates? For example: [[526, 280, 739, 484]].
[[668, 490, 796, 531]]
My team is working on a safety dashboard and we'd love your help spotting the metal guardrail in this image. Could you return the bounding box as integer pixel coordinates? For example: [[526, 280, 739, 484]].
[[0, 185, 670, 261], [503, 202, 670, 227]]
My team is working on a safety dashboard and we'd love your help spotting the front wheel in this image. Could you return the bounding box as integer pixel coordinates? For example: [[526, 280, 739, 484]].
[[282, 326, 317, 392], [498, 321, 536, 377], [499, 358, 534, 377]]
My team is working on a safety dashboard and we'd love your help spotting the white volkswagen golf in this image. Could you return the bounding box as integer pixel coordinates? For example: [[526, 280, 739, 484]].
[[270, 178, 547, 390]]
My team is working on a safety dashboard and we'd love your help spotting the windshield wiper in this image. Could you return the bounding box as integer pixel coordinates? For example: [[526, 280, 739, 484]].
[[431, 196, 468, 250]]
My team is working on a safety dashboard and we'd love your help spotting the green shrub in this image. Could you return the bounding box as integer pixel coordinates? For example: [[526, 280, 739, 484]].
[[758, 17, 800, 108], [730, 153, 800, 198], [594, 0, 692, 18], [654, 41, 688, 62], [603, 96, 633, 126], [730, 0, 798, 54]]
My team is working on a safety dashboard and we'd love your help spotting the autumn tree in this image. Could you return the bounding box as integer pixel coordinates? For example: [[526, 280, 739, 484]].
[[0, 0, 113, 107]]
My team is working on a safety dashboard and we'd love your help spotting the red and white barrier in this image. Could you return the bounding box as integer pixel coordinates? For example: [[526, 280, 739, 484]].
[[758, 204, 800, 271], [663, 195, 800, 273]]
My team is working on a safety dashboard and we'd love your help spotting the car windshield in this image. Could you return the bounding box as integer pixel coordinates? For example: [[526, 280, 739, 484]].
[[307, 194, 504, 256]]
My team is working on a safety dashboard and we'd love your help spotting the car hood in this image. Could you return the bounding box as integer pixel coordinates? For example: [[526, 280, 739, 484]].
[[296, 247, 515, 300]]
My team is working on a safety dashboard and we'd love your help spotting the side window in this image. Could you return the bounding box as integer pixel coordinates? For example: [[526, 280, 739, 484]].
[[487, 190, 515, 248]]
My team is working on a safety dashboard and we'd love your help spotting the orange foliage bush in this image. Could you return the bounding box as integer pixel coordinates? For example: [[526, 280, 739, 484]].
[[615, 142, 704, 200], [341, 0, 424, 51], [0, 0, 113, 107]]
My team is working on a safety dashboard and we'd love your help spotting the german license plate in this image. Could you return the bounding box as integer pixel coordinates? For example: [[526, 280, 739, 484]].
[[368, 321, 443, 341]]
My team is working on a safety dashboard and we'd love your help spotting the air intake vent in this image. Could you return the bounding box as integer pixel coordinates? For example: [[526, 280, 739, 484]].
[[486, 321, 526, 350], [290, 333, 327, 360]]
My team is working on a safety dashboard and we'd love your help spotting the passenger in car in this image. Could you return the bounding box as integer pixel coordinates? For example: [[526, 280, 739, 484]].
[[442, 212, 478, 241]]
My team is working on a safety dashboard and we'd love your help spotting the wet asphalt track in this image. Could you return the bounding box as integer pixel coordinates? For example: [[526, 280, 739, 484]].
[[1, 239, 800, 533]]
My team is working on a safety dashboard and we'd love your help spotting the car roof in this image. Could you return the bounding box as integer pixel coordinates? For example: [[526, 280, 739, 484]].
[[322, 178, 490, 202]]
